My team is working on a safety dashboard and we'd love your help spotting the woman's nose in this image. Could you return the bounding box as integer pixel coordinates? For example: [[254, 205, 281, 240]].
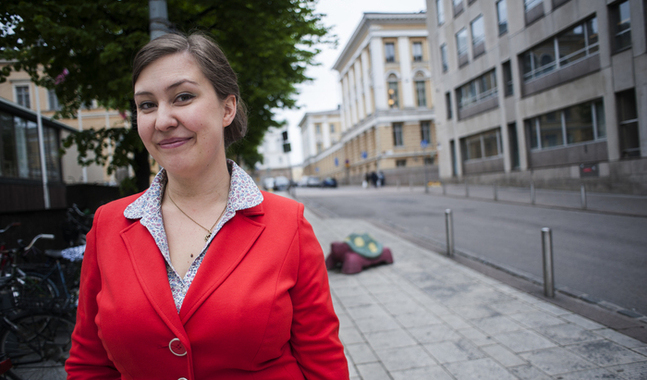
[[154, 104, 177, 131]]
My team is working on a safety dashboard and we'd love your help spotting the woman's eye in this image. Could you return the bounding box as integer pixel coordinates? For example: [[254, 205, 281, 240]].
[[138, 101, 156, 110], [175, 93, 195, 103]]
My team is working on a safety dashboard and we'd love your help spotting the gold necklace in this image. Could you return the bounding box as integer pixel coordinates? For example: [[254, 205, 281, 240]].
[[167, 192, 228, 242]]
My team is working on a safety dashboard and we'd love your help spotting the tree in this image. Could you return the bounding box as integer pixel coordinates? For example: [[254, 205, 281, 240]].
[[0, 0, 333, 192]]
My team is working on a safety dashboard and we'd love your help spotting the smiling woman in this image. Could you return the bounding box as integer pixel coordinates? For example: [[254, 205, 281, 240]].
[[65, 32, 349, 380]]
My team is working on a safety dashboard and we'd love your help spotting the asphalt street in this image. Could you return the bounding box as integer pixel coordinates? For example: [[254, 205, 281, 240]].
[[294, 186, 647, 318]]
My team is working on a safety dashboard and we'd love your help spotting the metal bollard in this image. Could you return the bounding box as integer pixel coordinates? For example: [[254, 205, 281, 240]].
[[445, 209, 454, 257], [530, 182, 536, 205], [580, 184, 587, 209], [541, 227, 555, 297], [493, 183, 498, 201], [465, 182, 469, 198]]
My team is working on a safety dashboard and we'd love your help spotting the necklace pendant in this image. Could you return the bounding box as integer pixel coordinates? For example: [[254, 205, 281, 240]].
[[205, 232, 211, 242]]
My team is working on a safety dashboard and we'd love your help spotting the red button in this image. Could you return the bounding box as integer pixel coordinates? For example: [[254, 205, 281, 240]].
[[169, 338, 187, 356]]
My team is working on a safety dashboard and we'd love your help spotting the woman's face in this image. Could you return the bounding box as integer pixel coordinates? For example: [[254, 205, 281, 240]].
[[134, 52, 236, 179]]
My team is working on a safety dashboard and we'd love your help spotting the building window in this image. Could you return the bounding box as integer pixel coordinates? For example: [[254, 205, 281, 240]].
[[392, 123, 404, 147], [0, 111, 61, 181], [47, 89, 61, 111], [412, 42, 423, 62], [15, 86, 30, 109], [463, 129, 502, 161], [496, 0, 508, 35], [526, 99, 605, 150], [440, 44, 449, 72], [617, 89, 639, 158], [456, 28, 469, 66], [436, 0, 445, 25], [453, 0, 464, 16], [316, 142, 323, 153], [387, 74, 399, 109], [524, 0, 542, 12], [420, 121, 431, 145], [457, 69, 497, 110], [610, 0, 631, 52], [385, 42, 396, 63], [396, 159, 407, 167], [315, 123, 321, 134], [445, 92, 453, 119], [415, 72, 427, 108], [330, 123, 335, 133], [502, 61, 513, 97], [471, 15, 485, 51], [522, 17, 598, 83]]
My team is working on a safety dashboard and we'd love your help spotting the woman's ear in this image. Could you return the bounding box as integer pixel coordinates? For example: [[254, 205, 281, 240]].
[[222, 95, 237, 127]]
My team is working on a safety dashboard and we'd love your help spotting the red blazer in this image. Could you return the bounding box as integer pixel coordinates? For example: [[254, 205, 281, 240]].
[[66, 192, 348, 380]]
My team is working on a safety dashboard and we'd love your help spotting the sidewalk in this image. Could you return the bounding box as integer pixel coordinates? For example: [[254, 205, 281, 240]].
[[304, 207, 647, 379]]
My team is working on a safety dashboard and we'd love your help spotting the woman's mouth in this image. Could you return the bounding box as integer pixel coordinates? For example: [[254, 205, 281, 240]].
[[158, 137, 191, 149]]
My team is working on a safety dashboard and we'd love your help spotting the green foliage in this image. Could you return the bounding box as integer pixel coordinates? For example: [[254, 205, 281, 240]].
[[1, 0, 334, 190]]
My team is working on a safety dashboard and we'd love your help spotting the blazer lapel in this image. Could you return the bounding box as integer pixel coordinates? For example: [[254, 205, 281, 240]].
[[121, 222, 185, 337], [179, 207, 265, 323]]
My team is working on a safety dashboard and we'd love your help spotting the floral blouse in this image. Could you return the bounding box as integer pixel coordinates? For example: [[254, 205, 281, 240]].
[[123, 160, 264, 311]]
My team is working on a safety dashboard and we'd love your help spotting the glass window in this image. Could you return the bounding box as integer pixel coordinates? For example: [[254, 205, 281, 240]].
[[526, 119, 539, 149], [392, 123, 404, 146], [595, 100, 605, 138], [446, 92, 453, 119], [44, 126, 60, 182], [539, 112, 563, 148], [0, 112, 17, 177], [564, 104, 594, 144], [587, 17, 599, 54], [456, 28, 468, 57], [466, 135, 482, 160], [421, 121, 431, 144], [471, 15, 485, 47], [617, 89, 639, 157], [497, 0, 508, 35], [613, 0, 631, 51], [558, 24, 586, 66], [502, 61, 513, 96], [415, 75, 427, 108], [388, 74, 399, 108], [385, 42, 396, 63], [437, 0, 445, 25], [483, 131, 500, 157], [412, 42, 423, 62], [440, 44, 449, 72], [396, 159, 407, 167], [524, 0, 542, 12], [315, 123, 321, 134], [47, 89, 61, 111], [15, 86, 30, 109], [330, 123, 335, 133]]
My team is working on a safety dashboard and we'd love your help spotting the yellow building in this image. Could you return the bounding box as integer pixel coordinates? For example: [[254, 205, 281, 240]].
[[303, 12, 438, 186]]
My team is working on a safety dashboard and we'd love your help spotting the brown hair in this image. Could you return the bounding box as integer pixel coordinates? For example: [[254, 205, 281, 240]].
[[132, 32, 247, 148]]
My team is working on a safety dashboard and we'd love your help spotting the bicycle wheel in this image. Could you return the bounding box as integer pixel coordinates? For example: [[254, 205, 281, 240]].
[[0, 313, 74, 380], [11, 273, 59, 311]]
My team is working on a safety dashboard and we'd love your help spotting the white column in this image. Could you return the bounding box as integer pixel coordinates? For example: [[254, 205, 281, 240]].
[[341, 75, 352, 128], [348, 69, 357, 126], [369, 37, 388, 110], [398, 36, 414, 108], [308, 121, 317, 159], [361, 49, 372, 116], [354, 60, 365, 120], [34, 84, 50, 209]]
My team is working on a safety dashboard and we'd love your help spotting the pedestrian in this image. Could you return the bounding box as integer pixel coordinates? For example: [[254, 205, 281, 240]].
[[370, 171, 378, 188], [66, 32, 348, 380], [377, 171, 385, 187]]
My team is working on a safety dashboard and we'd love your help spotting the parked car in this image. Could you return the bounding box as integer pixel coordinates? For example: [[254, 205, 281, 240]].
[[306, 176, 322, 187], [262, 177, 275, 191], [273, 176, 290, 191], [322, 177, 338, 188]]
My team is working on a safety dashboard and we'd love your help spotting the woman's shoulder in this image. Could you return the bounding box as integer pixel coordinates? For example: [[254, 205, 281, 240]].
[[259, 191, 302, 212], [94, 192, 145, 219]]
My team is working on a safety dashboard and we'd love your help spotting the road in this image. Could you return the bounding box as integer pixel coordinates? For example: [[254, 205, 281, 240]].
[[294, 186, 647, 317]]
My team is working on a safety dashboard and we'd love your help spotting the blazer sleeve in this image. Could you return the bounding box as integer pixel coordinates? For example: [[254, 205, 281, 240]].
[[66, 206, 121, 379], [289, 204, 349, 380]]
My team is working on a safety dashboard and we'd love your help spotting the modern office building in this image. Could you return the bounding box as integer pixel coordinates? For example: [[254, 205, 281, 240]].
[[427, 0, 646, 193], [302, 12, 437, 185]]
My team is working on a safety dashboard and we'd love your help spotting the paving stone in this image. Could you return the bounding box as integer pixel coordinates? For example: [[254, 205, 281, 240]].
[[366, 283, 398, 295], [337, 294, 376, 308], [535, 323, 601, 345], [424, 338, 486, 364], [519, 347, 597, 375], [593, 328, 647, 349], [507, 364, 552, 379], [508, 310, 566, 329], [355, 314, 401, 334], [533, 301, 571, 316], [488, 299, 538, 316], [494, 330, 557, 353], [339, 327, 365, 345], [346, 303, 391, 321], [472, 315, 525, 335], [345, 342, 378, 364], [552, 368, 623, 379], [560, 313, 605, 330], [567, 339, 647, 366], [355, 362, 391, 380], [395, 310, 442, 328], [458, 327, 497, 347], [390, 365, 454, 380], [334, 285, 370, 298], [364, 328, 417, 350], [371, 290, 407, 304], [374, 345, 438, 371], [450, 304, 501, 320], [606, 360, 647, 379], [337, 312, 354, 329], [444, 357, 518, 380], [408, 324, 462, 344], [438, 313, 472, 330], [382, 299, 428, 316], [480, 343, 527, 367]]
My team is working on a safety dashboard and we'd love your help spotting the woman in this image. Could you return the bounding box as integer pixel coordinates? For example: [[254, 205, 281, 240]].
[[66, 32, 349, 380]]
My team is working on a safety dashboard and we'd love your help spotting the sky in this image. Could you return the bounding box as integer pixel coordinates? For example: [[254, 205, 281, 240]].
[[275, 0, 427, 165]]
